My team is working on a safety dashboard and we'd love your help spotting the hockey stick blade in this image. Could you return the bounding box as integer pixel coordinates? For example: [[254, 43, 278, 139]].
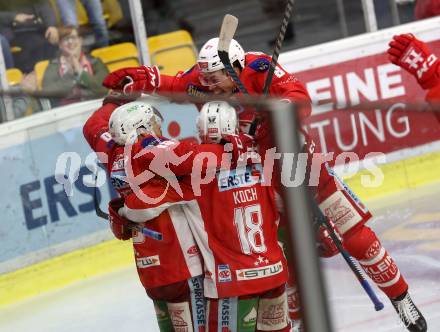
[[218, 14, 238, 53], [217, 14, 249, 94]]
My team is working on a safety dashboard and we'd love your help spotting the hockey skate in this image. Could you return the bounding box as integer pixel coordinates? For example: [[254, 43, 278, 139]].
[[391, 291, 427, 332]]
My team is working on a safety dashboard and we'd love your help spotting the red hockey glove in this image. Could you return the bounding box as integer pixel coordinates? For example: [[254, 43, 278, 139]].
[[388, 33, 440, 89], [316, 225, 339, 258], [102, 65, 160, 94], [108, 198, 132, 240], [222, 133, 256, 163]]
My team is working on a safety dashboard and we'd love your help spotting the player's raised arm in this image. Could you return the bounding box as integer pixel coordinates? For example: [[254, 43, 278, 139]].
[[388, 33, 440, 90]]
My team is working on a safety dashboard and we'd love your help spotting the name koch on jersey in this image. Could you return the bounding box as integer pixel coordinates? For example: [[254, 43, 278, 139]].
[[217, 164, 263, 192]]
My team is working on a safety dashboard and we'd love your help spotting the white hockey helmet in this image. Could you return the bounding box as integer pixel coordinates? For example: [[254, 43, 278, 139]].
[[196, 101, 238, 143], [197, 37, 245, 73], [108, 101, 163, 145]]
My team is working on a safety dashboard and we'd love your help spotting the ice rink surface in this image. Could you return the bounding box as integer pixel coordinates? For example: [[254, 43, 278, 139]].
[[1, 183, 439, 332]]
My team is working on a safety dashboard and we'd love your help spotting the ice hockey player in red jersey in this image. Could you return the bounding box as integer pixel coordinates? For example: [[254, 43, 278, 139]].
[[388, 32, 440, 108], [83, 97, 206, 332], [102, 37, 427, 332], [119, 101, 292, 332]]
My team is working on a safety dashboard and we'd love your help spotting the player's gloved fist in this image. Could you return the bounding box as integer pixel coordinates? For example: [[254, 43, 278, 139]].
[[388, 33, 440, 89], [222, 133, 256, 163], [316, 225, 339, 258], [108, 197, 132, 240], [102, 65, 160, 94]]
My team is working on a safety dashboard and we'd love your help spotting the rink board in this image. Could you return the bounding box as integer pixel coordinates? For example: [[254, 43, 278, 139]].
[[2, 18, 440, 307]]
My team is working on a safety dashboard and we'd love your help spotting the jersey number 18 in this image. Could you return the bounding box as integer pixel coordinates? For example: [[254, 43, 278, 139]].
[[234, 204, 267, 255]]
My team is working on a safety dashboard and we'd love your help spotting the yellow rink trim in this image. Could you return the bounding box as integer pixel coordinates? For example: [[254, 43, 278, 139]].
[[343, 150, 440, 202], [0, 239, 134, 308], [2, 149, 440, 308]]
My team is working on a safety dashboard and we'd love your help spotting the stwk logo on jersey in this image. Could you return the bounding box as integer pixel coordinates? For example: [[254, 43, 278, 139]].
[[217, 164, 263, 192], [189, 277, 206, 329], [218, 264, 232, 283], [236, 261, 283, 281], [136, 255, 160, 268]]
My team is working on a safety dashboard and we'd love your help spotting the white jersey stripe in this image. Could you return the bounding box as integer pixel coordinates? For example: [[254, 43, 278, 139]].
[[181, 200, 219, 298], [121, 201, 187, 222], [168, 205, 203, 278], [376, 271, 401, 288]]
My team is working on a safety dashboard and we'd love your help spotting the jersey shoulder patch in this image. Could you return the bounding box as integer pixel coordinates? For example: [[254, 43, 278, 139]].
[[248, 57, 270, 73], [141, 136, 168, 148]]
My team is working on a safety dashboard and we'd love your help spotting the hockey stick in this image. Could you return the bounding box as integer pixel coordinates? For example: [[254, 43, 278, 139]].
[[217, 14, 249, 95], [93, 174, 163, 241], [249, 0, 295, 136], [311, 201, 384, 311], [94, 174, 109, 219], [262, 0, 295, 96]]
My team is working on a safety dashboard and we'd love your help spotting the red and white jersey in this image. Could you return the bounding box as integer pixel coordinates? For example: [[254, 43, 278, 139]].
[[190, 162, 288, 299], [123, 140, 288, 298], [83, 97, 203, 289]]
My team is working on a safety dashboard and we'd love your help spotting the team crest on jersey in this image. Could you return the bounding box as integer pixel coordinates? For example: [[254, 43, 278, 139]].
[[217, 164, 263, 192], [187, 84, 209, 98], [218, 264, 232, 283], [249, 57, 270, 72]]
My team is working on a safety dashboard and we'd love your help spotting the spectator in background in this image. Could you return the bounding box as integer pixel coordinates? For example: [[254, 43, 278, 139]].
[[0, 32, 14, 68], [0, 1, 59, 73], [11, 71, 44, 118], [56, 0, 109, 48], [42, 25, 108, 107]]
